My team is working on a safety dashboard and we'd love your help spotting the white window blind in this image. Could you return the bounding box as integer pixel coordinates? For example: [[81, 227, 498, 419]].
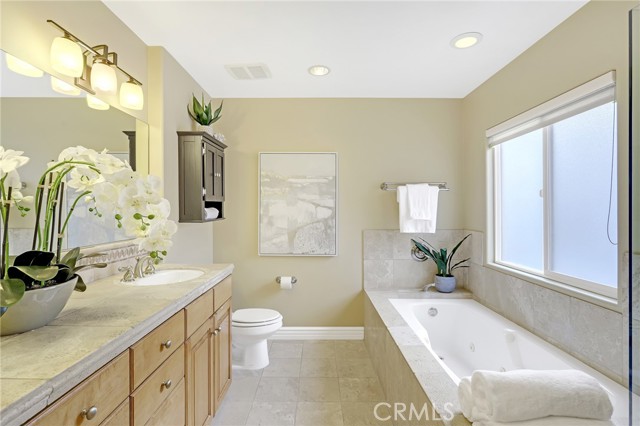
[[486, 71, 616, 147]]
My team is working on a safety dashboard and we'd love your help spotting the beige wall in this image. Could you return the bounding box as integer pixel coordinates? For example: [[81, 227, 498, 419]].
[[461, 0, 633, 255], [147, 47, 215, 264], [214, 99, 463, 326]]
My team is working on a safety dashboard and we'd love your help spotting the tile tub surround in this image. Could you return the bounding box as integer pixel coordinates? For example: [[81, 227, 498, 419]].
[[363, 230, 470, 291], [464, 230, 627, 385], [365, 289, 473, 426], [0, 263, 234, 426]]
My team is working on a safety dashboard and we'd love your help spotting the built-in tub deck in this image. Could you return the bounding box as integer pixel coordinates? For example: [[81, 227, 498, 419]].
[[365, 289, 633, 426]]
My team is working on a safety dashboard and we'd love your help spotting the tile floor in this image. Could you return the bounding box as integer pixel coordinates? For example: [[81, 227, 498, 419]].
[[212, 340, 394, 426]]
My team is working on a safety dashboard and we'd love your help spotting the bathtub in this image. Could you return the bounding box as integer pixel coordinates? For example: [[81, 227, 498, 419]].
[[389, 298, 634, 425]]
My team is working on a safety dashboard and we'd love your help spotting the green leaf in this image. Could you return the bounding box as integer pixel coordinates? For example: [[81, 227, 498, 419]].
[[213, 100, 223, 119], [61, 247, 81, 270], [74, 275, 86, 292], [10, 265, 59, 281], [75, 263, 107, 272], [0, 278, 25, 307], [450, 258, 471, 271]]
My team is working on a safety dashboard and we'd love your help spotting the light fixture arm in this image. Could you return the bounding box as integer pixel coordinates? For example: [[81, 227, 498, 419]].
[[47, 19, 142, 86]]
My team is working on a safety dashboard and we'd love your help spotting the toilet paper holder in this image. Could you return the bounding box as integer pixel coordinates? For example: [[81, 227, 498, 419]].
[[276, 276, 298, 285]]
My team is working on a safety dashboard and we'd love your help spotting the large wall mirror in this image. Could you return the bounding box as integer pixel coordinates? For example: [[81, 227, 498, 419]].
[[0, 50, 150, 254]]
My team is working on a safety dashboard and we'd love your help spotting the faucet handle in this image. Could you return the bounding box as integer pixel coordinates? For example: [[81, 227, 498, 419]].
[[143, 259, 156, 276], [119, 266, 135, 282]]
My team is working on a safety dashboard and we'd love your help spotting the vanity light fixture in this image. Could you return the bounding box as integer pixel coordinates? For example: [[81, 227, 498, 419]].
[[51, 76, 81, 96], [308, 65, 330, 76], [5, 54, 44, 78], [90, 59, 117, 94], [119, 79, 144, 110], [50, 35, 83, 77], [47, 20, 143, 107], [451, 32, 483, 49], [86, 94, 110, 111]]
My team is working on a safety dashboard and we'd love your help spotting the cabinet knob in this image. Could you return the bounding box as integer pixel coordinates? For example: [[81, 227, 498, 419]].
[[162, 340, 172, 349], [162, 379, 172, 389], [81, 406, 98, 420], [213, 327, 222, 335]]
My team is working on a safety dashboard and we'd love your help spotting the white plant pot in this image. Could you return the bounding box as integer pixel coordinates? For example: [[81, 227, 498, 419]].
[[0, 276, 77, 336], [434, 275, 456, 293], [196, 124, 214, 136]]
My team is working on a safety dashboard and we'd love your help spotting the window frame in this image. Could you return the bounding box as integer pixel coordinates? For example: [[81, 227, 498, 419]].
[[486, 71, 619, 301]]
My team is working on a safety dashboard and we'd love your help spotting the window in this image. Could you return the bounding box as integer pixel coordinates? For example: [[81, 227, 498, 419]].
[[488, 72, 618, 298]]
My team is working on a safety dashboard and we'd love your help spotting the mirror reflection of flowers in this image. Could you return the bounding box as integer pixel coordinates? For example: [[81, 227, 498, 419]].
[[0, 145, 177, 309]]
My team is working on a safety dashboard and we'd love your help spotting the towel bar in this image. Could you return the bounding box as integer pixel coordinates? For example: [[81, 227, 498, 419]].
[[380, 182, 450, 191]]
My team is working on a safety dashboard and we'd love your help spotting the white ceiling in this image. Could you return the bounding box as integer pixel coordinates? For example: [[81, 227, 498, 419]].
[[104, 1, 587, 99]]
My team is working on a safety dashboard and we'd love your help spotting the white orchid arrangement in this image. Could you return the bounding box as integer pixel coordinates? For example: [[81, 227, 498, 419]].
[[0, 145, 177, 308]]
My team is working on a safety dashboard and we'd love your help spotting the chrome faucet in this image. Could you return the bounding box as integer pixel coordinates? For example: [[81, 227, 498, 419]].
[[119, 266, 135, 282], [134, 255, 156, 279]]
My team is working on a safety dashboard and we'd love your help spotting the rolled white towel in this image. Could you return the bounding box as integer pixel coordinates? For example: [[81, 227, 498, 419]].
[[473, 416, 615, 426], [458, 376, 474, 420], [204, 207, 219, 220], [470, 370, 613, 423]]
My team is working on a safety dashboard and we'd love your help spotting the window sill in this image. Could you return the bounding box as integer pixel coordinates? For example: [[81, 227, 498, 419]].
[[484, 262, 622, 314]]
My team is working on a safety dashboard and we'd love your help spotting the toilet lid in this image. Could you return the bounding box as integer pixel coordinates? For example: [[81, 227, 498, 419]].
[[232, 308, 282, 324]]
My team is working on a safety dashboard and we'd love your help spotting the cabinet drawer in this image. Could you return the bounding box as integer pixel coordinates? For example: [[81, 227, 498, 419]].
[[26, 352, 129, 426], [131, 345, 185, 426], [130, 311, 185, 390], [185, 289, 213, 338], [213, 276, 232, 311], [143, 378, 185, 426], [101, 399, 130, 426]]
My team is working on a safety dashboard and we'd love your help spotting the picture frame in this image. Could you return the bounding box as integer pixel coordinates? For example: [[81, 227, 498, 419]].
[[258, 152, 338, 256]]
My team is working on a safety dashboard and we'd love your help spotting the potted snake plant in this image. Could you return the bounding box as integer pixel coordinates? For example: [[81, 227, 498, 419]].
[[411, 234, 471, 292], [187, 93, 223, 135]]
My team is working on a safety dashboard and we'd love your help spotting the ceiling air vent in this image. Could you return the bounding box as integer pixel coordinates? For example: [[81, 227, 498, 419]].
[[225, 63, 271, 80]]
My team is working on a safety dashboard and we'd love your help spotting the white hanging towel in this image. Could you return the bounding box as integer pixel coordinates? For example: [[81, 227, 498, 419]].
[[406, 183, 440, 220], [397, 185, 437, 233]]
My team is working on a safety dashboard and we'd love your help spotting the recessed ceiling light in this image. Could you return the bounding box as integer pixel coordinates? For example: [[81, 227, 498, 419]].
[[308, 65, 330, 76], [451, 32, 483, 49]]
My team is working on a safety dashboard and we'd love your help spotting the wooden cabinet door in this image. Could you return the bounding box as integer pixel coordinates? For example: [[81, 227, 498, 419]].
[[214, 300, 232, 409], [185, 318, 214, 426], [204, 144, 224, 202]]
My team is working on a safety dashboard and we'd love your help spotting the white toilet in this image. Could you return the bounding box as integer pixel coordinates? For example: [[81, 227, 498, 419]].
[[231, 308, 283, 370]]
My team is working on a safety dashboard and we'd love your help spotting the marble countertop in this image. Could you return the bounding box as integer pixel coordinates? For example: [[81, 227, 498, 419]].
[[365, 288, 473, 426], [0, 263, 234, 426]]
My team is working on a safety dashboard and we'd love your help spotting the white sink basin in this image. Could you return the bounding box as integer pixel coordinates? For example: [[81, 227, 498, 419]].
[[124, 269, 205, 286]]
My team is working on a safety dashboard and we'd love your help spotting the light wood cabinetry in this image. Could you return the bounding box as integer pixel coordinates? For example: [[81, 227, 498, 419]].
[[26, 352, 130, 426], [185, 319, 214, 426], [214, 299, 232, 409], [25, 275, 232, 426], [131, 347, 185, 426], [130, 310, 185, 390]]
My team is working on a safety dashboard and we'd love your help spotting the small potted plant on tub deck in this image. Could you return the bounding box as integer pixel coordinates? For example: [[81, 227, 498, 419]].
[[411, 234, 471, 293]]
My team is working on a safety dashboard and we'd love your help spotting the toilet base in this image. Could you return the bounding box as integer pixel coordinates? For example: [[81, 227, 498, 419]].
[[232, 340, 270, 370]]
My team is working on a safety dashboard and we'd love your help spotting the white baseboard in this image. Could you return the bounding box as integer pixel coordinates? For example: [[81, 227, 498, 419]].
[[271, 327, 364, 340]]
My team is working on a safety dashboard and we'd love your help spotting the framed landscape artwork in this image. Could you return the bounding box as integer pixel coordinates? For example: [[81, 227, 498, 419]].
[[259, 152, 338, 256]]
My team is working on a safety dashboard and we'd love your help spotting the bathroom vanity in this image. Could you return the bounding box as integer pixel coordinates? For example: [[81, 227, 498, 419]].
[[0, 263, 234, 426]]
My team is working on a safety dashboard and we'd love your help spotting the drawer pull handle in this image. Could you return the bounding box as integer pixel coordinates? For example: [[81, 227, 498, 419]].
[[81, 406, 98, 420], [162, 379, 172, 389], [162, 340, 172, 349]]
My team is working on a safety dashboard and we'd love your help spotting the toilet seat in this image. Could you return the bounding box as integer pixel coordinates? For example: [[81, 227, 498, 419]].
[[232, 308, 282, 328]]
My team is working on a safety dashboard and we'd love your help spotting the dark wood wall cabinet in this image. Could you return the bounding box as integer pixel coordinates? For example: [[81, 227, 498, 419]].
[[178, 132, 227, 223]]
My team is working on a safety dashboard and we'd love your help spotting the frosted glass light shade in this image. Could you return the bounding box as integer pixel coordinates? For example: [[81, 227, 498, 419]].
[[51, 76, 81, 96], [119, 81, 144, 110], [6, 54, 44, 78], [90, 62, 117, 94], [50, 37, 83, 77], [86, 94, 110, 110]]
